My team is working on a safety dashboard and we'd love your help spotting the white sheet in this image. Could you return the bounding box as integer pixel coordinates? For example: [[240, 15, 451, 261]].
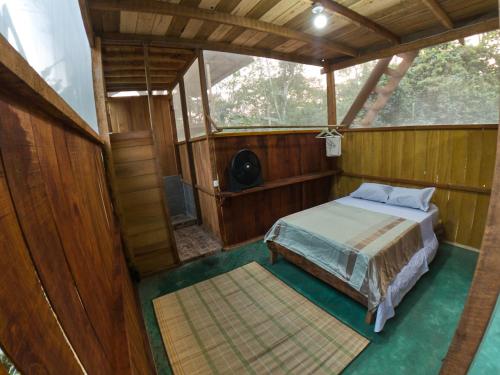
[[336, 196, 439, 332]]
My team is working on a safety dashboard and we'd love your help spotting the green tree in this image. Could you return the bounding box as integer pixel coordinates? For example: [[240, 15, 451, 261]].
[[210, 59, 327, 127], [353, 30, 500, 126]]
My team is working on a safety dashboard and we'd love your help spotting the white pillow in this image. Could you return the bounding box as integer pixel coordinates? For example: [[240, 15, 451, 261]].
[[350, 183, 393, 203], [387, 187, 436, 211]]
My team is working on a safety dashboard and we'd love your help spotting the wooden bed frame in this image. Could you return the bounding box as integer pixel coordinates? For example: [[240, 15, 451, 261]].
[[268, 222, 444, 325], [267, 241, 376, 324]]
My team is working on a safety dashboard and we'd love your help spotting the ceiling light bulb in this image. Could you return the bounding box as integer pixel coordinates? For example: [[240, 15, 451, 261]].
[[313, 13, 328, 29]]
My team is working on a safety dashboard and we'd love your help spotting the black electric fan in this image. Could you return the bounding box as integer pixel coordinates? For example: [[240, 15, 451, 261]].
[[228, 149, 263, 192]]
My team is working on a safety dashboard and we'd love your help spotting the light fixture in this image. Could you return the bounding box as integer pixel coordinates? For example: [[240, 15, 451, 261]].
[[312, 3, 328, 29]]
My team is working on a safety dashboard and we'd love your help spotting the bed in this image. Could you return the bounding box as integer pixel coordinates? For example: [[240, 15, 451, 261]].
[[264, 196, 440, 332]]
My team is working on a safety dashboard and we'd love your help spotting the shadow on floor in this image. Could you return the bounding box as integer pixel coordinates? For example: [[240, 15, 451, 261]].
[[138, 241, 477, 375]]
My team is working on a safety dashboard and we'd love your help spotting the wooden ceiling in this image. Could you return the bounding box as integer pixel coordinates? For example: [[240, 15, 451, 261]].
[[101, 44, 195, 92], [83, 0, 499, 92]]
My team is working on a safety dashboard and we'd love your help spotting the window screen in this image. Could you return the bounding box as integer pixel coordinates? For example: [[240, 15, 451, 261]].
[[172, 84, 185, 142], [183, 59, 206, 138], [204, 51, 327, 131], [0, 0, 98, 131], [338, 31, 499, 127]]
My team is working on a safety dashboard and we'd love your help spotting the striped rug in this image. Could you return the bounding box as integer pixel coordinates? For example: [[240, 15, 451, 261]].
[[154, 262, 369, 375]]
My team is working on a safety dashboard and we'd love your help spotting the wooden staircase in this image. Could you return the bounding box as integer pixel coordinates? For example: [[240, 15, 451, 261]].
[[360, 51, 419, 126]]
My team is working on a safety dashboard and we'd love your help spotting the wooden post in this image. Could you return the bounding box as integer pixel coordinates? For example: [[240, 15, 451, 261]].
[[143, 44, 180, 264], [91, 37, 135, 266], [179, 78, 202, 224], [167, 94, 183, 174], [326, 70, 338, 200], [440, 10, 500, 372], [91, 36, 133, 375], [326, 71, 337, 125], [197, 50, 226, 243]]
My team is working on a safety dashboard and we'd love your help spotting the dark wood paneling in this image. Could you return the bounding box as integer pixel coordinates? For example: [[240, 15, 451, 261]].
[[0, 96, 156, 374], [111, 130, 178, 276], [0, 151, 83, 375], [215, 132, 337, 247], [192, 139, 213, 190], [215, 132, 336, 190], [108, 96, 178, 176]]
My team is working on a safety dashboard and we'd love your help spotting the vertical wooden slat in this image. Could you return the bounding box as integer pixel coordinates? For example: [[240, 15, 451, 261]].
[[337, 127, 497, 249], [143, 44, 180, 265], [441, 123, 500, 374], [179, 78, 203, 223], [0, 105, 84, 375], [326, 71, 337, 125], [197, 50, 225, 240]]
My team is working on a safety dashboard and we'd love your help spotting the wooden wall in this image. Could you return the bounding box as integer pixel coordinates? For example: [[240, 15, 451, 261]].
[[336, 125, 497, 249], [108, 95, 178, 177], [189, 138, 220, 238], [0, 97, 155, 374], [214, 131, 339, 247], [111, 130, 179, 276]]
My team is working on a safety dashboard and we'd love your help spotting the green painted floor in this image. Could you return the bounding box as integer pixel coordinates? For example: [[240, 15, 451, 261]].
[[138, 242, 478, 375]]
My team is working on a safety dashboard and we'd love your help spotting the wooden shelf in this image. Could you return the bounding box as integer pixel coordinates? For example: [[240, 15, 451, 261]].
[[218, 170, 341, 198]]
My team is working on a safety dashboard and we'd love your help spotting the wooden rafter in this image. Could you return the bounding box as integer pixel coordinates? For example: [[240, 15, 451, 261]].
[[328, 15, 498, 71], [89, 0, 358, 57], [78, 0, 94, 47], [422, 0, 454, 29], [318, 0, 400, 44], [100, 33, 325, 66], [340, 57, 392, 127]]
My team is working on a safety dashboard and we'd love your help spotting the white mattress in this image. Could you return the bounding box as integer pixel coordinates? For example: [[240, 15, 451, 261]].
[[336, 196, 439, 332]]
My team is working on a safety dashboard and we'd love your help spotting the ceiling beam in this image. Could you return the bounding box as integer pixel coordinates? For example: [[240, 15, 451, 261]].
[[327, 15, 498, 71], [78, 0, 95, 47], [421, 0, 454, 29], [89, 0, 357, 57], [100, 33, 326, 67], [318, 0, 400, 44]]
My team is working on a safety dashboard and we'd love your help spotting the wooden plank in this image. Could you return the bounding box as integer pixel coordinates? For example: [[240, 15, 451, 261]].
[[328, 16, 498, 70], [318, 0, 400, 43], [90, 0, 358, 56], [338, 126, 497, 249], [0, 100, 114, 374], [144, 44, 179, 265], [422, 0, 454, 29], [326, 71, 337, 125], [219, 170, 341, 198], [0, 150, 84, 375], [101, 33, 325, 66], [0, 34, 101, 143], [78, 0, 95, 47], [179, 74, 202, 224], [440, 118, 500, 373]]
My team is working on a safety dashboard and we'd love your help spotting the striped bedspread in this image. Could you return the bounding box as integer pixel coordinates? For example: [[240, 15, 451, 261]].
[[264, 202, 423, 310]]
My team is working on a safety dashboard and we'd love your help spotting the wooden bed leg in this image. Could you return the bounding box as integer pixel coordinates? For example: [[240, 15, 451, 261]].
[[270, 249, 278, 264], [365, 310, 375, 325]]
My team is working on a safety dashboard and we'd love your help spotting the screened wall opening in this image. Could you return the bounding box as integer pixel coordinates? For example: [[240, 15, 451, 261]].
[[337, 30, 500, 128], [203, 51, 328, 132]]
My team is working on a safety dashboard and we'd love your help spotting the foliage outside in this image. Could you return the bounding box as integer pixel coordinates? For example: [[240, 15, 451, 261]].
[[336, 30, 499, 127], [206, 53, 327, 130]]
